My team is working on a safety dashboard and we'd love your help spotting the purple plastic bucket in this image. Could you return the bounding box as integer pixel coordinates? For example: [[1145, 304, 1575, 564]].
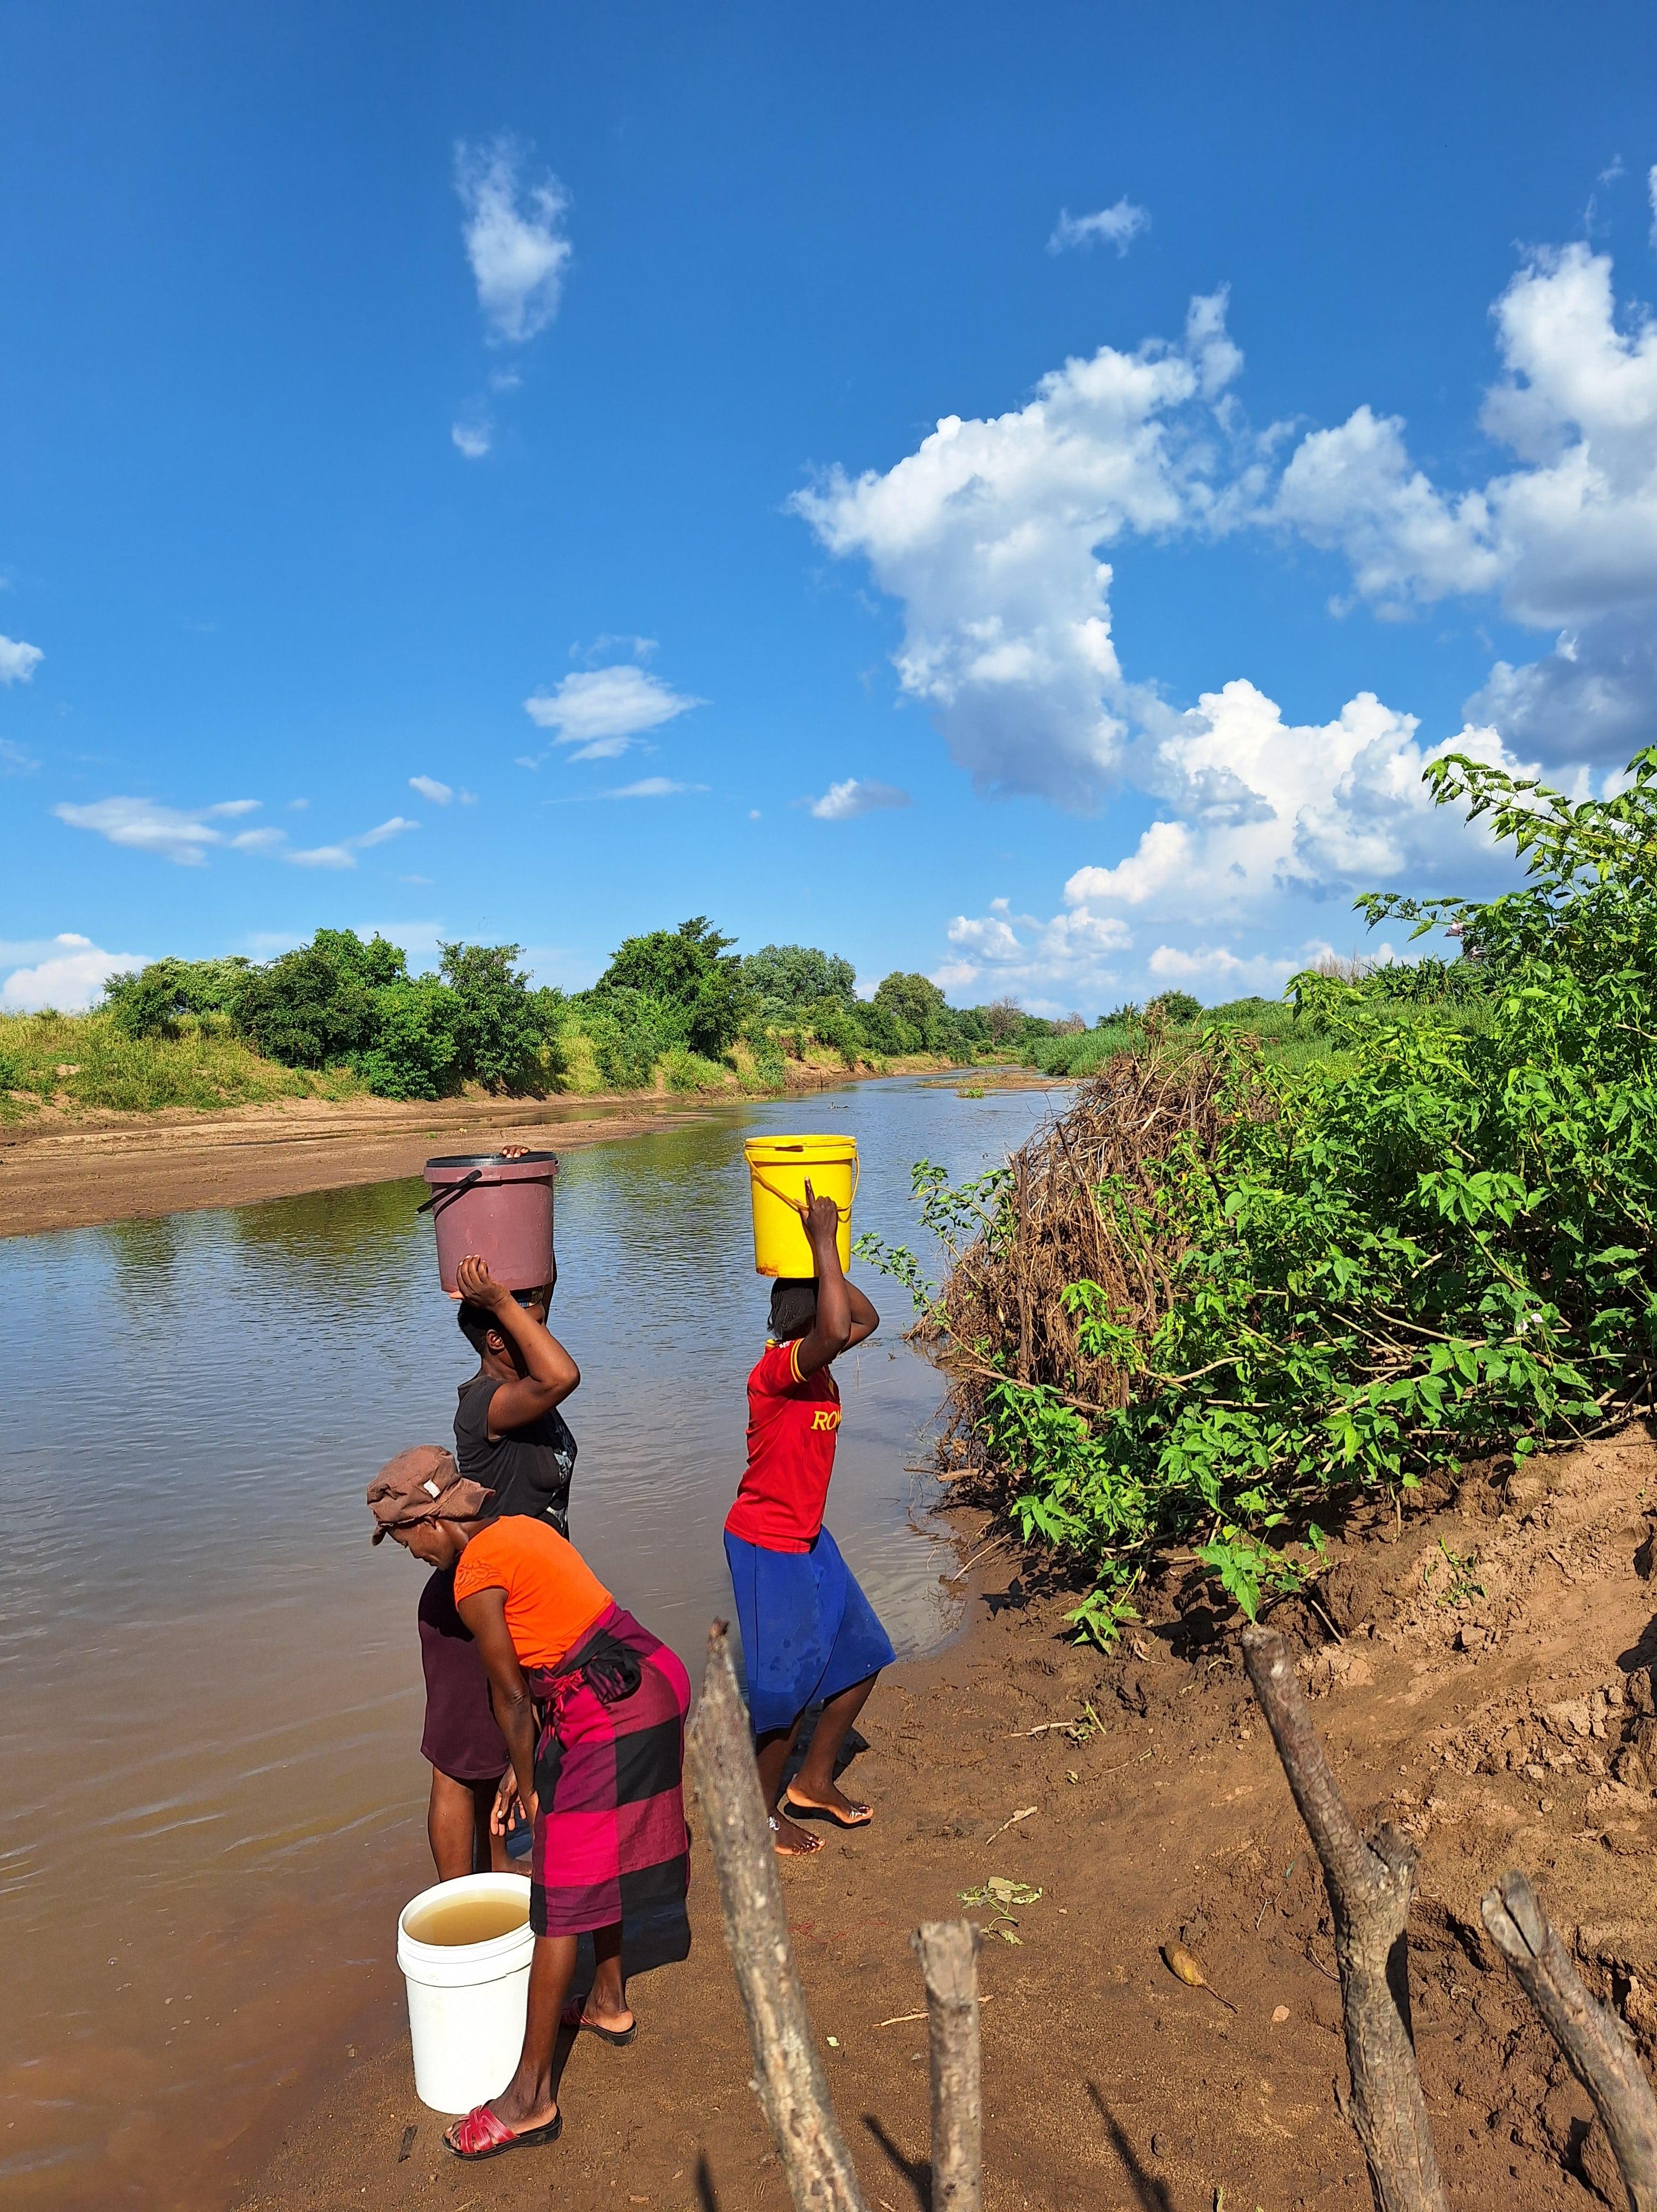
[[419, 1152, 558, 1299]]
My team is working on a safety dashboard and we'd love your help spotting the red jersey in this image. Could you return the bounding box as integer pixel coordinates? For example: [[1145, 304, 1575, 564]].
[[724, 1339, 842, 1553]]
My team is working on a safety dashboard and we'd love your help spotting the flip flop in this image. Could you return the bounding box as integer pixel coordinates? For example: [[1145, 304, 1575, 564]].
[[561, 2000, 638, 2046], [444, 2105, 562, 2160], [768, 1811, 824, 1855], [783, 1787, 874, 1830]]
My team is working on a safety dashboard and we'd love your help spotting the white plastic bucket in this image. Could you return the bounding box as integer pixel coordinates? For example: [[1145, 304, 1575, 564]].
[[396, 1873, 535, 2113]]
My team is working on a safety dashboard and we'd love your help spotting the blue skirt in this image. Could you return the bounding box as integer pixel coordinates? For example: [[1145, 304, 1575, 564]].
[[724, 1526, 896, 1736]]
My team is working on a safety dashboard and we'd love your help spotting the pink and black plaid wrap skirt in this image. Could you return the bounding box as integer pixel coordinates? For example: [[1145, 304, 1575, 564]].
[[526, 1602, 691, 1939]]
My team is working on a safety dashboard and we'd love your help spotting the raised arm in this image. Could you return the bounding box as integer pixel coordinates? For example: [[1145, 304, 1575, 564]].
[[455, 1584, 539, 1823], [793, 1182, 877, 1376], [457, 1254, 580, 1432]]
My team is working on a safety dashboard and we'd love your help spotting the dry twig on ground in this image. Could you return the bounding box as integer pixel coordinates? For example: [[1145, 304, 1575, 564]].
[[1482, 1870, 1657, 2212]]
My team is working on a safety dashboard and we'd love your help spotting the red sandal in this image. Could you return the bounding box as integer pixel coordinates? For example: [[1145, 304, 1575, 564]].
[[444, 2104, 562, 2160]]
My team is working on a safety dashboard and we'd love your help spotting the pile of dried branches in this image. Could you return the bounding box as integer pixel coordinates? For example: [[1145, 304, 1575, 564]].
[[934, 1040, 1270, 1422]]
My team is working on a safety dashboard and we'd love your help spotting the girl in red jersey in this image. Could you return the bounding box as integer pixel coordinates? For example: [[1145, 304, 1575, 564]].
[[723, 1185, 894, 1856]]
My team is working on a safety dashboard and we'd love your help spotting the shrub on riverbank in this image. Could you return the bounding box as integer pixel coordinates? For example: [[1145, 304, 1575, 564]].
[[862, 745, 1657, 1644]]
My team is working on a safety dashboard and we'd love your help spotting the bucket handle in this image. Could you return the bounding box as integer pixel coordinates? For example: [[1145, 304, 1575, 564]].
[[749, 1156, 860, 1220], [416, 1167, 483, 1218]]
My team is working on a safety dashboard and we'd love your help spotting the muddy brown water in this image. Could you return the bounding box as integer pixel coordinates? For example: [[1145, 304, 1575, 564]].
[[0, 1074, 1063, 2210]]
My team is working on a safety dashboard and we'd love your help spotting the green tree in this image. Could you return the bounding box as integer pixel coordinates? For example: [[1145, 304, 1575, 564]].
[[873, 970, 948, 1047], [358, 979, 465, 1099], [104, 961, 187, 1039], [741, 943, 858, 1020], [233, 933, 400, 1067], [438, 941, 547, 1090], [590, 917, 748, 1059], [1146, 989, 1203, 1024]]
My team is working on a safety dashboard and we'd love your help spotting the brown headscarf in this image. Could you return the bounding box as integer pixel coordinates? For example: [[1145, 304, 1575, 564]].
[[366, 1446, 495, 1545]]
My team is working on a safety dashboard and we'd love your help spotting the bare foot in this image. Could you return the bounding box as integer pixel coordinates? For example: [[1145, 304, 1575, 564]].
[[769, 1810, 824, 1856], [783, 1779, 872, 1828]]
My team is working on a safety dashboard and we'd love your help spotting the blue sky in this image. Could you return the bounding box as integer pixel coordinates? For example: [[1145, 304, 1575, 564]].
[[3, 1, 1656, 1014]]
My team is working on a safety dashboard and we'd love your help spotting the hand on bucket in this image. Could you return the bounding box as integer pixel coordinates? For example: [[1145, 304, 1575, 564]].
[[801, 1179, 840, 1253], [456, 1253, 515, 1311]]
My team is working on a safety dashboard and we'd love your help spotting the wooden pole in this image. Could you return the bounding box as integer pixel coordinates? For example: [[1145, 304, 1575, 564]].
[[685, 1622, 869, 2212], [1482, 1870, 1657, 2212], [1241, 1626, 1447, 2212], [911, 1920, 983, 2212]]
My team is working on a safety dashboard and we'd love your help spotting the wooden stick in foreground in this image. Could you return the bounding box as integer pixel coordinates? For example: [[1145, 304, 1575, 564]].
[[1481, 1870, 1657, 2212], [1241, 1625, 1447, 2212], [686, 1621, 869, 2212], [911, 1920, 983, 2212]]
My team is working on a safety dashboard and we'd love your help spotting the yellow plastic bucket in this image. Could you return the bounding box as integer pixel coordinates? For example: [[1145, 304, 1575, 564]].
[[743, 1134, 859, 1278]]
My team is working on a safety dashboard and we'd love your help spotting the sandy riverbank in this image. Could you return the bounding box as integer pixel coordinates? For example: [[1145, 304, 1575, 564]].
[[234, 1423, 1657, 2212], [0, 1062, 1059, 1241]]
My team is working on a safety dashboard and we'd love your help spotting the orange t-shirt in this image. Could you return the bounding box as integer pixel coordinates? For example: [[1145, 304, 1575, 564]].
[[453, 1517, 613, 1670]]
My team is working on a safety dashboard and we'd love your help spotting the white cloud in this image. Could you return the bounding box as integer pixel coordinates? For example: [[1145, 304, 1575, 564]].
[[1, 737, 38, 773], [409, 775, 453, 805], [602, 776, 702, 799], [455, 137, 571, 345], [1048, 199, 1150, 257], [287, 816, 416, 869], [522, 664, 704, 761], [1145, 942, 1312, 992], [451, 419, 492, 459], [1649, 163, 1657, 250], [54, 795, 264, 867], [935, 892, 1133, 1001], [792, 291, 1248, 808], [0, 634, 43, 684], [808, 777, 911, 820], [1, 934, 149, 1013], [1267, 240, 1657, 757]]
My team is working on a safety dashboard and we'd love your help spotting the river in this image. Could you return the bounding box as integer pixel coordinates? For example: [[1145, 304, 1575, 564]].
[[0, 1073, 1062, 2210]]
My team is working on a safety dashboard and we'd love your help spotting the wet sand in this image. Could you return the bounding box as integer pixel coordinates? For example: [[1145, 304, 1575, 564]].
[[243, 1428, 1657, 2212]]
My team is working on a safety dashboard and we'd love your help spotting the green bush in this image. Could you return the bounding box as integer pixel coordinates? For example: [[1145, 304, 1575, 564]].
[[1146, 988, 1202, 1024], [438, 941, 549, 1091], [589, 916, 749, 1059], [582, 988, 680, 1089], [357, 979, 466, 1099], [233, 931, 404, 1067], [866, 742, 1657, 1638], [742, 943, 858, 1021]]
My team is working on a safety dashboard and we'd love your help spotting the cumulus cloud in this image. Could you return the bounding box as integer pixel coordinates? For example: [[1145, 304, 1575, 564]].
[[1, 934, 149, 1013], [792, 291, 1250, 809], [455, 137, 572, 345], [451, 419, 492, 460], [54, 796, 266, 867], [808, 778, 911, 821], [1267, 240, 1657, 756], [933, 892, 1133, 1003], [522, 664, 704, 761], [0, 634, 42, 684], [1048, 199, 1150, 257], [409, 775, 453, 805]]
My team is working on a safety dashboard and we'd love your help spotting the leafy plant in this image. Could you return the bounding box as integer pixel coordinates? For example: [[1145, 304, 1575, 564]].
[[861, 744, 1657, 1642]]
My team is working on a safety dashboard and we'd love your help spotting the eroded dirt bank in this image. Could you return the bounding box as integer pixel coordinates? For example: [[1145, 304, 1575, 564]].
[[237, 1423, 1657, 2212]]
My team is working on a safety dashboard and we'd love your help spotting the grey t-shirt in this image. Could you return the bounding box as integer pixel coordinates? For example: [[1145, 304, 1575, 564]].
[[453, 1374, 576, 1536]]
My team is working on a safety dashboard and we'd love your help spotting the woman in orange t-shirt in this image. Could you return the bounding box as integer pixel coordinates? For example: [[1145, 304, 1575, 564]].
[[371, 1457, 689, 2164]]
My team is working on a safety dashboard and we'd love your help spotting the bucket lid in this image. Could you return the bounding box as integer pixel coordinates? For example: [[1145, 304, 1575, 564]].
[[423, 1150, 559, 1176]]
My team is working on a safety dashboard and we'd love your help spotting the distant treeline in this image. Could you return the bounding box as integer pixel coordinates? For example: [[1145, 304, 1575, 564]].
[[87, 919, 1136, 1101]]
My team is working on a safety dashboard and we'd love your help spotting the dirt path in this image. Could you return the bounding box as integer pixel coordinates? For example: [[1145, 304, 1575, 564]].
[[235, 1424, 1657, 2212]]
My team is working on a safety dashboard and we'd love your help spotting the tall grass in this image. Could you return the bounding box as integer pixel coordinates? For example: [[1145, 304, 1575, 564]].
[[0, 1011, 367, 1121]]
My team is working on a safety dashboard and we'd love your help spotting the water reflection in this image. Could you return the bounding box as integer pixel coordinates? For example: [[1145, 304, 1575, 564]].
[[0, 1075, 1062, 2210]]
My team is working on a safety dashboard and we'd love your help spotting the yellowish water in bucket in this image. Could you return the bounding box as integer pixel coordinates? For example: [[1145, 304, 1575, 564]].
[[744, 1134, 858, 1277], [403, 1893, 530, 1946]]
